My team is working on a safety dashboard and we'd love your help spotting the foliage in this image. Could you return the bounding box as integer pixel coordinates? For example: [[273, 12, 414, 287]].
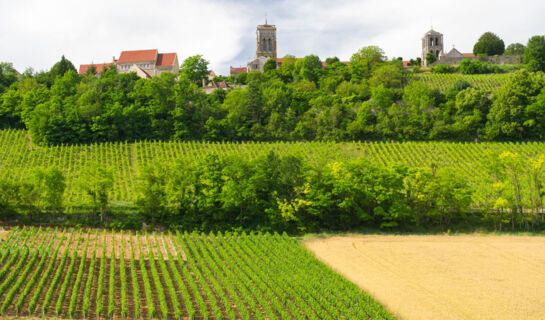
[[473, 32, 505, 56], [431, 64, 457, 74], [78, 165, 114, 221], [425, 52, 437, 65], [350, 46, 386, 80], [460, 59, 501, 74], [504, 43, 526, 56], [524, 35, 545, 72], [180, 54, 210, 84], [263, 58, 277, 73]]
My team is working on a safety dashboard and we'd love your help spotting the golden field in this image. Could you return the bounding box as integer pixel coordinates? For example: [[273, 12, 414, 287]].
[[305, 235, 545, 320]]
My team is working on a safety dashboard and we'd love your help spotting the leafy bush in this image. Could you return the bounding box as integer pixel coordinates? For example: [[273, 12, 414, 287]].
[[431, 64, 457, 74]]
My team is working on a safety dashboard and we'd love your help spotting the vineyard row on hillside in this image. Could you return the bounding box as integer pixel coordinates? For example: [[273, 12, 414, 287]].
[[1, 129, 544, 206], [0, 227, 393, 319]]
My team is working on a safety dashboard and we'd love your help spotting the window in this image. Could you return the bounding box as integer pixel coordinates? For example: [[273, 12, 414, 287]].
[[268, 38, 272, 52]]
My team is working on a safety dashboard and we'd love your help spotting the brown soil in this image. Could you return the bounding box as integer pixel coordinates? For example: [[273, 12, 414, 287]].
[[305, 235, 545, 320]]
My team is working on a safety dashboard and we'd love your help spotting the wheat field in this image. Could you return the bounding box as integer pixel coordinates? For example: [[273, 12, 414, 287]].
[[305, 235, 545, 320]]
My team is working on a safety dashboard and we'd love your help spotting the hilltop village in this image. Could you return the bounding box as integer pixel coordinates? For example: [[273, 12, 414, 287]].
[[76, 23, 522, 87]]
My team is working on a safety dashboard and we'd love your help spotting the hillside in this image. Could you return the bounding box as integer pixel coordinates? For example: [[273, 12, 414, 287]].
[[1, 129, 544, 208]]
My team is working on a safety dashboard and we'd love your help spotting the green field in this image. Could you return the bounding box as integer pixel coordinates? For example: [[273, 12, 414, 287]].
[[0, 226, 392, 319], [2, 129, 544, 208], [408, 73, 511, 92]]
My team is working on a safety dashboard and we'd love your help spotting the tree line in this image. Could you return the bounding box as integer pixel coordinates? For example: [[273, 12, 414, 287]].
[[1, 38, 545, 144], [1, 151, 545, 232]]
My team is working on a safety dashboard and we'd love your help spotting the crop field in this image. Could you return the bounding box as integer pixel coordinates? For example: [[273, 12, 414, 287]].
[[0, 226, 392, 319], [408, 73, 511, 92], [2, 129, 545, 207], [306, 235, 545, 320]]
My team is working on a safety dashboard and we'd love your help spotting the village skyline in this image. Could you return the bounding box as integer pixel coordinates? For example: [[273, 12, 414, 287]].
[[2, 0, 544, 75]]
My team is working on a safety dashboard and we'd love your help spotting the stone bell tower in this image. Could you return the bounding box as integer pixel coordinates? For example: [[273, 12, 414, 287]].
[[256, 22, 277, 59], [422, 29, 444, 65]]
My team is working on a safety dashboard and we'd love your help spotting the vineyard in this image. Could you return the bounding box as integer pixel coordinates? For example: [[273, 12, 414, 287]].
[[408, 73, 511, 92], [2, 129, 545, 207], [0, 226, 392, 319]]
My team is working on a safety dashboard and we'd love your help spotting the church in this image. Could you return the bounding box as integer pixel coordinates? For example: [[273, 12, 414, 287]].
[[247, 22, 278, 72], [421, 29, 474, 66]]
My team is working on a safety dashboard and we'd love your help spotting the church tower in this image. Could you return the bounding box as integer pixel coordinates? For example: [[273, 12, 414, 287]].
[[256, 22, 277, 59], [422, 29, 444, 65]]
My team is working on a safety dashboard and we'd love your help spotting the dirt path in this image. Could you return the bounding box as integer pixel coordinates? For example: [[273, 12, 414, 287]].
[[305, 235, 545, 320]]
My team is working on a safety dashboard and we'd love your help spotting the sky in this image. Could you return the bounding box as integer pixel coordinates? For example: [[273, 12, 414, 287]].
[[1, 0, 544, 75]]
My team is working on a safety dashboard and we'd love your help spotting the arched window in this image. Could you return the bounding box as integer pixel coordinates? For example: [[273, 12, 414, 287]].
[[436, 50, 439, 57], [268, 39, 273, 52], [262, 38, 267, 51]]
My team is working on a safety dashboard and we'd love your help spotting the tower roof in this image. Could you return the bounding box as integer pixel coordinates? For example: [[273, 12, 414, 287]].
[[424, 29, 442, 36]]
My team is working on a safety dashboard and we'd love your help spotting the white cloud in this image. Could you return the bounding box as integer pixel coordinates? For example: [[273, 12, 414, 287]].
[[1, 0, 544, 75]]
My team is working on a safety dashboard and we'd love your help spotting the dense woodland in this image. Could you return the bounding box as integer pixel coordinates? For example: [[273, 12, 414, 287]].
[[0, 35, 545, 145]]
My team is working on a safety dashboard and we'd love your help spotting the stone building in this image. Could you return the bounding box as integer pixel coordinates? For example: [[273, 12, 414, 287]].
[[79, 49, 179, 78], [248, 22, 277, 72], [115, 50, 179, 78], [422, 29, 444, 66]]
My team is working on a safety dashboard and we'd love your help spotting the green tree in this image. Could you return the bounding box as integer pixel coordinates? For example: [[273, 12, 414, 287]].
[[425, 52, 437, 65], [136, 163, 170, 223], [325, 57, 340, 66], [504, 43, 526, 56], [33, 167, 66, 214], [78, 165, 114, 222], [299, 55, 322, 83], [180, 54, 210, 84], [49, 55, 77, 86], [473, 32, 505, 56], [0, 179, 20, 218], [485, 70, 545, 140], [86, 64, 97, 75], [277, 54, 297, 83], [524, 35, 545, 72], [350, 46, 386, 80], [263, 58, 277, 73], [0, 62, 18, 94], [432, 168, 473, 229], [369, 63, 404, 89]]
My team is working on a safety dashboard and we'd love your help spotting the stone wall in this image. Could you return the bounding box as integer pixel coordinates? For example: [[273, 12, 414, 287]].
[[432, 55, 522, 66]]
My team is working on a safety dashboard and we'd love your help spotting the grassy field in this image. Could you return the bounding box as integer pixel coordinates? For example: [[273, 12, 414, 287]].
[[2, 129, 545, 207], [305, 235, 545, 320], [0, 227, 392, 319]]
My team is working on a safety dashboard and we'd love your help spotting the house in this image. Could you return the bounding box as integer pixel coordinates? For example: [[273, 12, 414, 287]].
[[79, 49, 179, 78], [78, 63, 115, 75], [203, 80, 233, 94], [230, 66, 248, 76]]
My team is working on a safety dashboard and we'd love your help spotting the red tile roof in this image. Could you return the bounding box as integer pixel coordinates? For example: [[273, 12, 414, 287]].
[[463, 53, 475, 58], [230, 66, 248, 75], [117, 49, 158, 63], [156, 53, 177, 67], [78, 63, 114, 75]]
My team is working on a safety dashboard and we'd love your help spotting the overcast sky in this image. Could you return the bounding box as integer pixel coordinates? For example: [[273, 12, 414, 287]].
[[1, 0, 544, 75]]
